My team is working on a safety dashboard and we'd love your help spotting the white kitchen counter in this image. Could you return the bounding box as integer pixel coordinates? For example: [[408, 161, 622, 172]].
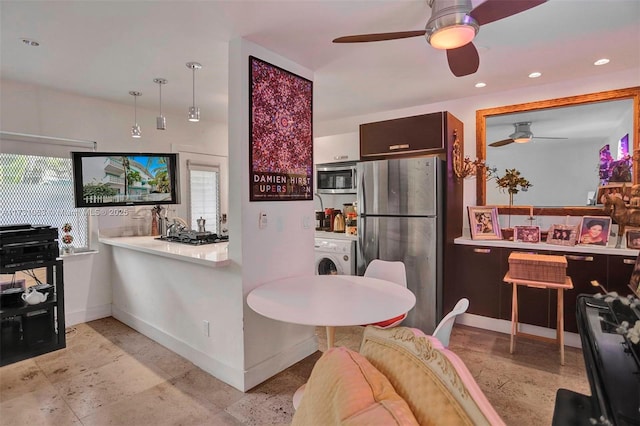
[[99, 236, 230, 267], [455, 236, 639, 256]]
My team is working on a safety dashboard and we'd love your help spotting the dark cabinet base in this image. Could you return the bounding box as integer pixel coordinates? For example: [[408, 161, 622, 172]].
[[448, 243, 636, 334], [0, 260, 66, 366]]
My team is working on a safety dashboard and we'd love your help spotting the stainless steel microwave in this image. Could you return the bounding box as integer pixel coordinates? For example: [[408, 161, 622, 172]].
[[316, 162, 357, 194]]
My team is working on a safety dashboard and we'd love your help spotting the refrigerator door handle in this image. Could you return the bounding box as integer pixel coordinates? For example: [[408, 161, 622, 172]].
[[357, 168, 366, 275], [357, 164, 365, 216]]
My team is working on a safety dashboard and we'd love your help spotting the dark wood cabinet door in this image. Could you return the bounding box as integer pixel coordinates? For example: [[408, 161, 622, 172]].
[[561, 253, 608, 333], [449, 245, 504, 318], [360, 112, 445, 159], [607, 254, 637, 295]]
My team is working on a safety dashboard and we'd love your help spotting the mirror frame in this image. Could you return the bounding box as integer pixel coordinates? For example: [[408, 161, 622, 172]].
[[476, 86, 640, 216]]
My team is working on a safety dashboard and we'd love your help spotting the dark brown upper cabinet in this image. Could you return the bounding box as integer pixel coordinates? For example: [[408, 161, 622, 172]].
[[360, 111, 460, 160]]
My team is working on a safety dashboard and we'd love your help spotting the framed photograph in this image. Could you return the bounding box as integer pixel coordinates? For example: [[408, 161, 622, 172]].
[[578, 216, 612, 246], [546, 224, 578, 246], [468, 206, 502, 240], [596, 183, 632, 204], [626, 228, 640, 249], [514, 226, 540, 243], [249, 56, 313, 201]]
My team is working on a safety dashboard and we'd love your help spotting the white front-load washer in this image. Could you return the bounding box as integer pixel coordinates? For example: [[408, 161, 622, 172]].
[[314, 237, 355, 275]]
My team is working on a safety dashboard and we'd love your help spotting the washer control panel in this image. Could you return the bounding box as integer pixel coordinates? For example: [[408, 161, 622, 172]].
[[314, 239, 351, 253]]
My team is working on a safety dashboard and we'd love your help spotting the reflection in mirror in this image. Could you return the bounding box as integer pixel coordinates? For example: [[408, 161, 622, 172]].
[[486, 99, 634, 206], [476, 87, 640, 215]]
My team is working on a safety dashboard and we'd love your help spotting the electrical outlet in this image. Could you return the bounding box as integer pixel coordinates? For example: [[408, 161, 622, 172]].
[[203, 320, 210, 337]]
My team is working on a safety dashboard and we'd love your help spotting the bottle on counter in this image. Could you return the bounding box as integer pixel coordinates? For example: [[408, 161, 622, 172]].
[[345, 212, 357, 235], [333, 211, 345, 233]]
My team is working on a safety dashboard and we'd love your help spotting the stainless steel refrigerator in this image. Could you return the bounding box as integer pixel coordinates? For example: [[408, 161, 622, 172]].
[[357, 156, 443, 333]]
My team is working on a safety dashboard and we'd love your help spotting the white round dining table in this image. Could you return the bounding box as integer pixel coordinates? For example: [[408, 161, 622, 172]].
[[247, 274, 416, 348]]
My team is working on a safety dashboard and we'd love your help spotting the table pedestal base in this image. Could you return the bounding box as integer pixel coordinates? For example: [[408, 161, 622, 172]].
[[326, 326, 336, 349]]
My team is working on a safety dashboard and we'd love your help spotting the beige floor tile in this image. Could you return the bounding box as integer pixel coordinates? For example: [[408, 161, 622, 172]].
[[110, 333, 195, 379], [167, 366, 246, 411], [0, 358, 51, 402], [207, 409, 246, 425], [52, 354, 170, 419], [225, 371, 305, 425], [34, 325, 126, 384], [78, 381, 222, 426], [0, 381, 81, 426], [0, 317, 593, 426], [83, 317, 138, 339]]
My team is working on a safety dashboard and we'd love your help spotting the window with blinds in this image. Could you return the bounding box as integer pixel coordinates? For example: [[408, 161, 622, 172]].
[[0, 132, 94, 251], [188, 161, 220, 234]]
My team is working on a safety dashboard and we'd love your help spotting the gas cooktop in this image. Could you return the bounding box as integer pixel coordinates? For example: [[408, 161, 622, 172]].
[[156, 231, 228, 245]]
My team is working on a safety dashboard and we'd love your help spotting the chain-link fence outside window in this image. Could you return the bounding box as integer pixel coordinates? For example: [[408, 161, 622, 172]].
[[0, 153, 89, 249]]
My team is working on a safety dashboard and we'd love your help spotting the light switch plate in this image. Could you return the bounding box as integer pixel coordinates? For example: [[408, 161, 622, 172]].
[[259, 212, 268, 229]]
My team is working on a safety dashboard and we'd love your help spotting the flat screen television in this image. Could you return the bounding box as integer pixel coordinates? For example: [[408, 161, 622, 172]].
[[71, 152, 180, 207]]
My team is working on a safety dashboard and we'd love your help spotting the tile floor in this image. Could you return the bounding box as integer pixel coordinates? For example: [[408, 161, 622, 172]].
[[0, 317, 590, 425]]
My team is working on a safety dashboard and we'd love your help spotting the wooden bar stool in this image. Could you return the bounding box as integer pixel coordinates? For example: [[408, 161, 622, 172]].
[[503, 272, 573, 365]]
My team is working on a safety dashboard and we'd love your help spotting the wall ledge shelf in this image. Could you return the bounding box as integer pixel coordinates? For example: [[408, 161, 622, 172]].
[[455, 236, 639, 256]]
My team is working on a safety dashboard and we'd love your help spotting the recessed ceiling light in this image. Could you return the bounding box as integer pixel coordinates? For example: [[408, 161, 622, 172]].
[[475, 82, 486, 88], [21, 38, 40, 47], [594, 58, 610, 66], [528, 72, 542, 78]]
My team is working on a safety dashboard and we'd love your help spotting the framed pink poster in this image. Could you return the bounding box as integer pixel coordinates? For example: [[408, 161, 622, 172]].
[[249, 56, 313, 201]]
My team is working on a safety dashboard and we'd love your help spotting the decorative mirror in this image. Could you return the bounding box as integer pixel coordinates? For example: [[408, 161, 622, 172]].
[[476, 87, 640, 216]]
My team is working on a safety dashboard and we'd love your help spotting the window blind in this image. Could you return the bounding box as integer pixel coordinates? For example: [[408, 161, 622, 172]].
[[187, 160, 220, 233]]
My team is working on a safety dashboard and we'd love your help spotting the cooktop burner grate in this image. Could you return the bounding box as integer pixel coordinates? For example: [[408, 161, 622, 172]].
[[156, 232, 228, 245]]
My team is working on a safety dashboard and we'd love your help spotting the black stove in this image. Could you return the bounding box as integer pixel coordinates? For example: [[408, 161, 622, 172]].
[[156, 231, 228, 245]]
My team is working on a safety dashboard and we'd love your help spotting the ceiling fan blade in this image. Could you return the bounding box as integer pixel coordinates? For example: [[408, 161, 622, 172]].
[[489, 138, 515, 147], [446, 42, 479, 77], [470, 0, 547, 26], [332, 30, 426, 43]]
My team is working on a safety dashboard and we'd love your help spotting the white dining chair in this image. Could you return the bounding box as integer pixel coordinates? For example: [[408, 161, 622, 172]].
[[363, 259, 409, 329], [433, 298, 469, 347]]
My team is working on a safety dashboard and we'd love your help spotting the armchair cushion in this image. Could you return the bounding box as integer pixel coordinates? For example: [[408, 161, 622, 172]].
[[291, 346, 418, 426]]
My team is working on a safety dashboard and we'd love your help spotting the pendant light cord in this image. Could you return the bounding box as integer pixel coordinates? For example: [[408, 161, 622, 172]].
[[192, 67, 196, 108]]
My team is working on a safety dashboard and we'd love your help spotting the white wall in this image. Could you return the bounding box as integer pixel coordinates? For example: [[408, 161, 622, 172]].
[[228, 38, 317, 390], [0, 79, 228, 325]]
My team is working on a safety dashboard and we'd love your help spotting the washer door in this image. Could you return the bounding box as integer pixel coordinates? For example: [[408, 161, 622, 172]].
[[316, 256, 343, 275]]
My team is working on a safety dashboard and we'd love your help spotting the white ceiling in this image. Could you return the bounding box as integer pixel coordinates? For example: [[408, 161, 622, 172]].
[[1, 0, 639, 125]]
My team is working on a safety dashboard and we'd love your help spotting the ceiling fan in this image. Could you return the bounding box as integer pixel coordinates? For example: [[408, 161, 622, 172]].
[[488, 122, 568, 147], [333, 0, 547, 77]]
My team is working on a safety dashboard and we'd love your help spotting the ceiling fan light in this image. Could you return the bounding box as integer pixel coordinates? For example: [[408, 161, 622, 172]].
[[425, 0, 478, 50], [513, 136, 531, 143], [428, 25, 477, 49]]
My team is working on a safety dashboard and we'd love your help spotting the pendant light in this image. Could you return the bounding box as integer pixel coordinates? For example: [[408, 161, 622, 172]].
[[129, 91, 142, 138], [186, 62, 202, 122], [153, 78, 167, 130]]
